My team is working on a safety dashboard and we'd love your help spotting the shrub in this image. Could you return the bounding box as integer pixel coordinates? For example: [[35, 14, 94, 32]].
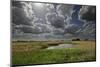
[[72, 38, 80, 41]]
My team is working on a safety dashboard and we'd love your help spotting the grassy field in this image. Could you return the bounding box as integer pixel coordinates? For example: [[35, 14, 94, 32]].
[[12, 40, 96, 65]]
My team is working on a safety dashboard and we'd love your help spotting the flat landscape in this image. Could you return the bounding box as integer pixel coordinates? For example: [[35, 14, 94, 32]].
[[12, 40, 96, 65], [12, 1, 96, 66]]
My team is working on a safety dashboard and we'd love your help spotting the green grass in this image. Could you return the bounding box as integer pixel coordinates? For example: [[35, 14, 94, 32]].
[[12, 41, 96, 65]]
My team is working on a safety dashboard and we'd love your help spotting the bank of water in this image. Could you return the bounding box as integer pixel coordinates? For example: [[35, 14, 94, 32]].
[[46, 44, 74, 49]]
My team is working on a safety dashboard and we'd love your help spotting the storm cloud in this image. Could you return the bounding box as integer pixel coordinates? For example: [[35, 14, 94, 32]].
[[78, 6, 96, 39], [12, 7, 32, 25], [12, 1, 96, 40], [46, 12, 65, 28], [79, 6, 96, 22], [64, 24, 79, 34]]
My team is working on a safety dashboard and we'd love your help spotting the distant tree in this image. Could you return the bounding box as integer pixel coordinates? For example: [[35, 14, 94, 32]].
[[72, 38, 80, 41], [76, 38, 80, 41]]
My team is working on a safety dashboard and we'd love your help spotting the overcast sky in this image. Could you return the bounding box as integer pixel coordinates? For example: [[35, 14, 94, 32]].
[[12, 1, 96, 40]]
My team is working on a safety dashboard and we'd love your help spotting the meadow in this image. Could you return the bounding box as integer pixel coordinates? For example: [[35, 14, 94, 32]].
[[12, 40, 96, 66]]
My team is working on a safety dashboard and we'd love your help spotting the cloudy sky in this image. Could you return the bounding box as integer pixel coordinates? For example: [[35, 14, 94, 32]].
[[12, 1, 96, 40]]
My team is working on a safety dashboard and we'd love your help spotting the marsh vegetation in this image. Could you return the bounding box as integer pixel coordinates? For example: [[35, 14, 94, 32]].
[[12, 40, 96, 65]]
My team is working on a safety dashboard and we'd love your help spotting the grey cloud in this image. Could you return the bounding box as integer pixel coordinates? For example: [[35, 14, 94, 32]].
[[64, 24, 79, 34], [21, 2, 35, 20], [77, 6, 96, 39], [34, 18, 46, 24], [79, 6, 96, 22], [12, 1, 23, 8], [12, 4, 33, 26], [46, 12, 65, 28], [56, 4, 74, 26], [14, 25, 40, 34], [34, 23, 52, 33], [77, 21, 96, 39], [57, 4, 74, 19], [12, 1, 84, 40], [13, 23, 52, 34], [46, 4, 55, 12], [53, 28, 64, 35], [13, 28, 23, 35], [82, 22, 95, 35]]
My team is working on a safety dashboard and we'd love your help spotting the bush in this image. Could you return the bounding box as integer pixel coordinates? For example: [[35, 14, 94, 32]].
[[72, 38, 80, 41]]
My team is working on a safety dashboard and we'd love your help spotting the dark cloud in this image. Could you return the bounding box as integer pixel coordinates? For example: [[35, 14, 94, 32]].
[[64, 24, 79, 34], [12, 1, 96, 40], [12, 6, 32, 26], [34, 23, 52, 33], [34, 18, 46, 24], [46, 12, 65, 29], [77, 6, 96, 39], [12, 2, 76, 39], [21, 2, 35, 20], [79, 6, 96, 22], [76, 21, 96, 40], [53, 16, 65, 28], [79, 22, 95, 35], [57, 4, 74, 18], [45, 4, 74, 29], [46, 4, 55, 12], [53, 28, 64, 35], [13, 23, 52, 34], [14, 25, 37, 33], [12, 1, 23, 8]]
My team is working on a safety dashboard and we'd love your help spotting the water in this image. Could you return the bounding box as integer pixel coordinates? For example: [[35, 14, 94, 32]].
[[46, 44, 74, 49]]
